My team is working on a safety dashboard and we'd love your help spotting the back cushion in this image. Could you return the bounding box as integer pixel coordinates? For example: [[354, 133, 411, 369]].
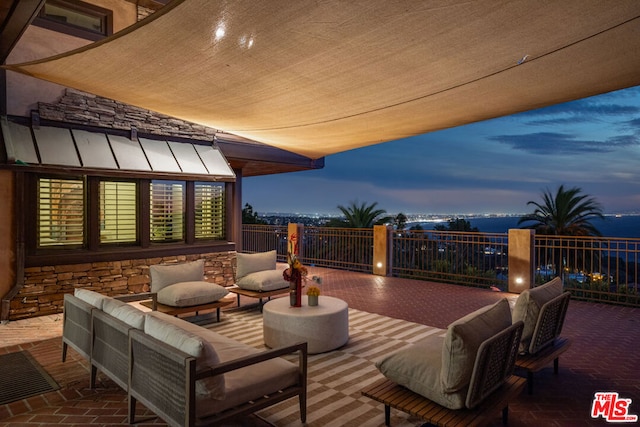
[[512, 277, 563, 353], [150, 260, 204, 293], [236, 250, 277, 280], [102, 298, 145, 329], [74, 288, 110, 309], [441, 298, 511, 392], [144, 312, 225, 400]]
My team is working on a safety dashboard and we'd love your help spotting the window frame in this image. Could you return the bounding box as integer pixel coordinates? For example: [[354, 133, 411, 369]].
[[33, 0, 113, 41], [25, 173, 233, 267]]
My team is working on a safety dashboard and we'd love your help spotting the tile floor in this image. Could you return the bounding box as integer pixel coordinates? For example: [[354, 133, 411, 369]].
[[1, 266, 639, 426]]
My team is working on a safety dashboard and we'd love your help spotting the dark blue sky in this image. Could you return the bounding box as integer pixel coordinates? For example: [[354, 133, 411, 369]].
[[243, 85, 640, 216]]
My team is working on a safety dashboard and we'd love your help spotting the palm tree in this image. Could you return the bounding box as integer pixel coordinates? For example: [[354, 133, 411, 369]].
[[394, 212, 408, 231], [337, 201, 391, 228], [519, 185, 605, 283], [518, 185, 604, 236]]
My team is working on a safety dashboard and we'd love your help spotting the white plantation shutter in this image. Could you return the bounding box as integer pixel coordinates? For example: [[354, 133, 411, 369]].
[[38, 178, 84, 247], [100, 181, 137, 243], [195, 182, 225, 240], [150, 181, 185, 242]]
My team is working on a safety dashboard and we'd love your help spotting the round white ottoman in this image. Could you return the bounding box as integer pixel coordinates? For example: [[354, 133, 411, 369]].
[[263, 295, 349, 354]]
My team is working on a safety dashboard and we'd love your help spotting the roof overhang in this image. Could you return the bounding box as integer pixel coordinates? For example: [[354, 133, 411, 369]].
[[4, 0, 640, 158], [1, 116, 236, 181]]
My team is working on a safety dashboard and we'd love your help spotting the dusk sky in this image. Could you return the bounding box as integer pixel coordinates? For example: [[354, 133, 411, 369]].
[[243, 85, 640, 216]]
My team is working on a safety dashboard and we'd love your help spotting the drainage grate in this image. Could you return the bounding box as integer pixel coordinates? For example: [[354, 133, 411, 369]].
[[0, 351, 59, 405]]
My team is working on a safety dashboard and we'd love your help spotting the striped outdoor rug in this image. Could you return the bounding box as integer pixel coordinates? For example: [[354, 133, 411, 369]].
[[207, 307, 447, 427]]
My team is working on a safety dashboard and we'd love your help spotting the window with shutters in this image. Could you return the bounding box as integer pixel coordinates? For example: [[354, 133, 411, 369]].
[[100, 181, 137, 244], [150, 180, 185, 242], [34, 0, 113, 41], [195, 182, 225, 240], [38, 178, 84, 247]]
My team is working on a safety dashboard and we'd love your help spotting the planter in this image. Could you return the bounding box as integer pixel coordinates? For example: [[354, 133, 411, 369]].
[[308, 295, 318, 306]]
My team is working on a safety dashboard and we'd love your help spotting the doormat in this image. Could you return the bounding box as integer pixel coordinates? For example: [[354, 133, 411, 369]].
[[0, 350, 59, 405]]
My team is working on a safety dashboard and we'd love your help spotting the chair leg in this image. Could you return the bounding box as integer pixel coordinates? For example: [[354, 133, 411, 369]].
[[90, 365, 97, 389], [554, 357, 559, 374], [61, 341, 68, 362], [527, 371, 534, 394], [299, 392, 307, 423], [128, 395, 137, 424], [385, 404, 391, 426], [502, 406, 509, 425]]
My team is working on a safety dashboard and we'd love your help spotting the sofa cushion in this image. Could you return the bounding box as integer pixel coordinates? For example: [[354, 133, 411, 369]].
[[144, 312, 225, 400], [157, 281, 229, 307], [375, 333, 473, 409], [74, 288, 110, 309], [512, 277, 563, 353], [441, 298, 512, 393], [150, 260, 204, 293], [236, 270, 289, 291], [236, 250, 277, 280], [102, 298, 145, 329]]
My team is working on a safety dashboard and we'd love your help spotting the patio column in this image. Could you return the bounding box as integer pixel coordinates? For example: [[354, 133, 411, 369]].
[[288, 223, 303, 259], [373, 225, 391, 276], [508, 229, 535, 293]]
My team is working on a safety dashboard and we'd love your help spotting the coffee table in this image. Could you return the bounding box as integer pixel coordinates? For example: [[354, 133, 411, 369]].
[[262, 295, 349, 354]]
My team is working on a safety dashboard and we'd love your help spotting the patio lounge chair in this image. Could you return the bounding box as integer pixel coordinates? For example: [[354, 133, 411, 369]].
[[363, 299, 525, 426], [228, 250, 291, 311], [145, 259, 233, 321]]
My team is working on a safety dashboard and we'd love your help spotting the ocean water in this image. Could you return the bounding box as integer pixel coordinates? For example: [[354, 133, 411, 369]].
[[411, 215, 640, 238]]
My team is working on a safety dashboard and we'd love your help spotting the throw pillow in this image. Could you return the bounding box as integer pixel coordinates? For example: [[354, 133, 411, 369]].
[[441, 298, 512, 393], [144, 312, 225, 400], [236, 250, 277, 280], [150, 260, 204, 293], [512, 277, 563, 353], [157, 281, 229, 307]]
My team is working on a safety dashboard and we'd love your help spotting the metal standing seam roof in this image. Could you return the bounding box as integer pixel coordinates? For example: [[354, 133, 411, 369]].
[[4, 0, 640, 159], [0, 117, 236, 180]]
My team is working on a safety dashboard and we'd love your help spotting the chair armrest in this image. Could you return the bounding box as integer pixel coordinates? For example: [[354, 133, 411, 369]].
[[196, 342, 308, 379], [114, 292, 158, 310]]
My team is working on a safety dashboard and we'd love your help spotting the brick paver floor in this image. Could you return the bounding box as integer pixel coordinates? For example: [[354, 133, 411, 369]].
[[1, 267, 639, 426]]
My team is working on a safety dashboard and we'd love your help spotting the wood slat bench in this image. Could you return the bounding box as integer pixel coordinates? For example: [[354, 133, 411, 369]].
[[140, 297, 234, 322], [515, 337, 571, 394], [362, 376, 526, 427], [227, 286, 289, 311]]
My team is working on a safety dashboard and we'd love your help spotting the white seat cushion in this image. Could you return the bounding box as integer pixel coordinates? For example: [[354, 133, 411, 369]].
[[157, 281, 229, 307], [236, 270, 289, 291]]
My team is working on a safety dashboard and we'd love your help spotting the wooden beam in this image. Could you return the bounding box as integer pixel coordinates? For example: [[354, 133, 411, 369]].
[[0, 0, 45, 65]]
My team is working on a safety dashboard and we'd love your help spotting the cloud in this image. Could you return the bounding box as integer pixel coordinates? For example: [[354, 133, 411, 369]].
[[490, 132, 640, 155]]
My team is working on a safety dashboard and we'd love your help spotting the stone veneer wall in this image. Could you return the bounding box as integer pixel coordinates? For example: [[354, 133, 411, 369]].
[[38, 88, 218, 141], [10, 252, 236, 321]]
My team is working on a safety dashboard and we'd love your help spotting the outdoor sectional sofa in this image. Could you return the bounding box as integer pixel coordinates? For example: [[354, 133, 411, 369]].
[[62, 288, 307, 426]]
